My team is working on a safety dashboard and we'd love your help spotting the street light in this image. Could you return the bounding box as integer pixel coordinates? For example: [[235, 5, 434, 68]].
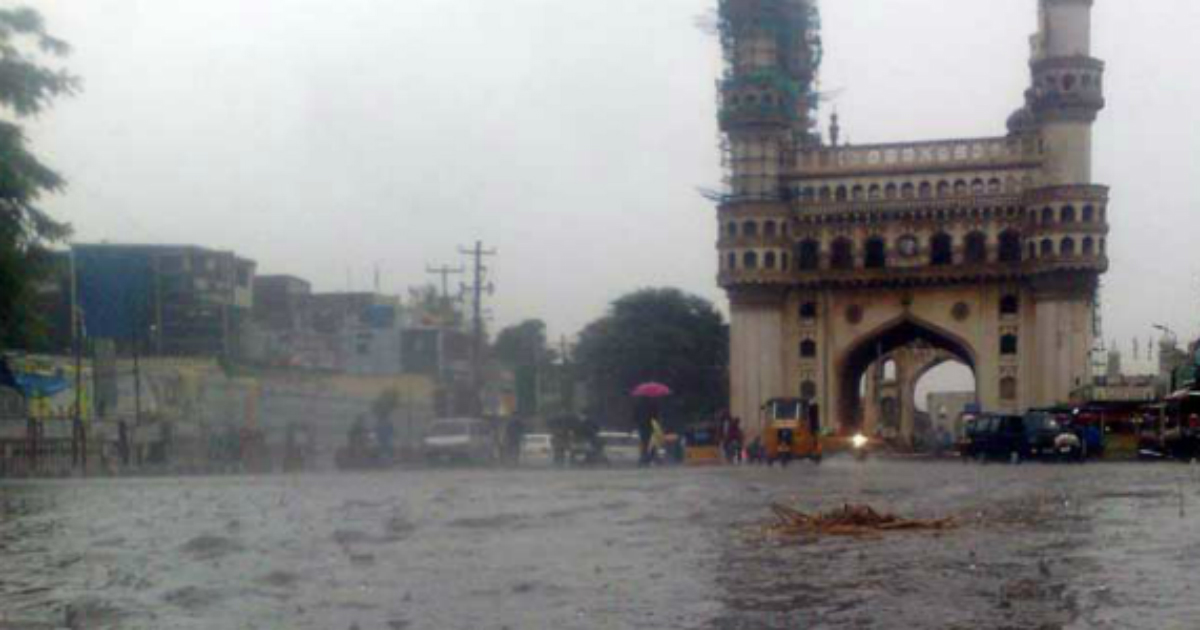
[[1154, 324, 1177, 341]]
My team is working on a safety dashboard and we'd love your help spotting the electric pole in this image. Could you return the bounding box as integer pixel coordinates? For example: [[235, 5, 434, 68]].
[[458, 241, 496, 415], [425, 264, 465, 301]]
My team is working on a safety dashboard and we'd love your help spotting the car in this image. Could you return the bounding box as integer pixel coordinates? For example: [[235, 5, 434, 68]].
[[422, 418, 496, 465], [520, 433, 554, 466], [599, 431, 641, 466], [963, 412, 1079, 463]]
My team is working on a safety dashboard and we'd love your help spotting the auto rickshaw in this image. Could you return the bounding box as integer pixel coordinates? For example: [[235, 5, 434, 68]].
[[682, 423, 722, 466], [762, 398, 822, 466]]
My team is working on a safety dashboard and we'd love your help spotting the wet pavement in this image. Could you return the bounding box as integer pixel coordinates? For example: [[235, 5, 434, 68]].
[[2, 460, 1199, 629]]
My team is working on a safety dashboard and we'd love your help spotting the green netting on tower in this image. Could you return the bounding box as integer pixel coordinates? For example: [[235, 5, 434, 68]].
[[716, 0, 822, 128]]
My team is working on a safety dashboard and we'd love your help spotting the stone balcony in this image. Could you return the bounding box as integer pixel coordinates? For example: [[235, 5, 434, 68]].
[[794, 136, 1043, 178]]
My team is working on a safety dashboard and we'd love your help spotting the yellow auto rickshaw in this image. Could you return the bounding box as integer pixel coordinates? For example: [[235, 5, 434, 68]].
[[762, 398, 822, 466]]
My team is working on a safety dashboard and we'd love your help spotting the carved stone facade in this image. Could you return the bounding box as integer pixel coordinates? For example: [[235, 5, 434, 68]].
[[716, 0, 1107, 438]]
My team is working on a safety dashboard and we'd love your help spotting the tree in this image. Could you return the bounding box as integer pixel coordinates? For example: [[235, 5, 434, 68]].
[[492, 319, 553, 367], [574, 288, 728, 430], [371, 386, 401, 422], [0, 8, 79, 349]]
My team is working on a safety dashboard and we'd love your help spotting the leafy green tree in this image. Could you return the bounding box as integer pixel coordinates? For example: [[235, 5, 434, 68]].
[[0, 7, 79, 349], [574, 288, 728, 430], [492, 319, 553, 367], [371, 386, 401, 422]]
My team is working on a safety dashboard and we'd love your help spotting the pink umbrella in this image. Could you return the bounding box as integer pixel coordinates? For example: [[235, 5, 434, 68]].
[[631, 382, 672, 398]]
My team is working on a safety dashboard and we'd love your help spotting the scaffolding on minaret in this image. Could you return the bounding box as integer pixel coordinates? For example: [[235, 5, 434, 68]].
[[1091, 278, 1108, 380]]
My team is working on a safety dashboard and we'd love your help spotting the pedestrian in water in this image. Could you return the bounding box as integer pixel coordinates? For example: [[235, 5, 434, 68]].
[[648, 416, 666, 466], [636, 403, 654, 467], [725, 417, 744, 464]]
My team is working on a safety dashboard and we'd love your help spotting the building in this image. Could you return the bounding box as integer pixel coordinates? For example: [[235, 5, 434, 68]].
[[245, 278, 409, 375], [715, 0, 1109, 439], [69, 244, 256, 358]]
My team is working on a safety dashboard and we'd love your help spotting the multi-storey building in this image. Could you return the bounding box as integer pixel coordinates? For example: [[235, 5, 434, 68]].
[[715, 0, 1108, 439], [70, 244, 256, 358]]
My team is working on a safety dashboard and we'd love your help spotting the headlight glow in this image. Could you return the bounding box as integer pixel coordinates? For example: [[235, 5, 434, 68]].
[[851, 434, 868, 449]]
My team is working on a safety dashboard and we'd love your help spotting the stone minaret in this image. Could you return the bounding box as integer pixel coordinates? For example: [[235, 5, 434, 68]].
[[1025, 0, 1109, 406]]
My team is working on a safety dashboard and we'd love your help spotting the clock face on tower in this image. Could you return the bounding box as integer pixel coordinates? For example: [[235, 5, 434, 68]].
[[898, 235, 919, 258]]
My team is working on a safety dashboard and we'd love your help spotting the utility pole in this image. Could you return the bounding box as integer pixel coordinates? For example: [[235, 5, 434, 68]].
[[425, 264, 465, 301], [458, 241, 496, 415]]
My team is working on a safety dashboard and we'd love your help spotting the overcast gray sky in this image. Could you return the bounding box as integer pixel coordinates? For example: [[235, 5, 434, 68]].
[[29, 0, 1200, 377]]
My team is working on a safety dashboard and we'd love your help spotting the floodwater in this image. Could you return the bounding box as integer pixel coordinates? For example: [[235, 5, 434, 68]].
[[2, 461, 1199, 629]]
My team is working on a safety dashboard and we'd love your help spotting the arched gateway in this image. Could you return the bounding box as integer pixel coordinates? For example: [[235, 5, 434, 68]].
[[713, 0, 1108, 441]]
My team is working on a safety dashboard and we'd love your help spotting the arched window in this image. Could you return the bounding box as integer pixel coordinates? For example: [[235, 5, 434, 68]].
[[797, 240, 820, 271], [954, 180, 968, 196], [1082, 205, 1095, 222], [1082, 237, 1095, 255], [764, 251, 777, 269], [864, 237, 887, 269], [868, 184, 881, 200], [1000, 377, 1018, 401], [800, 380, 817, 400], [901, 183, 915, 199], [836, 186, 848, 201], [884, 183, 898, 200], [964, 232, 988, 264], [800, 339, 817, 359], [742, 221, 758, 237], [802, 187, 815, 202], [1001, 334, 1019, 355], [727, 252, 737, 270], [998, 230, 1022, 263], [988, 178, 1002, 194], [1061, 237, 1076, 256], [799, 302, 818, 320], [931, 233, 953, 266], [971, 179, 986, 194], [1000, 295, 1020, 316], [819, 187, 832, 201], [831, 238, 854, 270], [852, 185, 864, 201], [743, 251, 758, 269], [937, 181, 950, 197], [1041, 238, 1054, 256], [1042, 207, 1054, 223], [1061, 206, 1076, 223], [727, 222, 738, 238], [919, 182, 932, 199], [763, 221, 777, 237]]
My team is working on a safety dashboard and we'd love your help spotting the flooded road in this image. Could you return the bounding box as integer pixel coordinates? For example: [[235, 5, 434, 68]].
[[2, 460, 1199, 629]]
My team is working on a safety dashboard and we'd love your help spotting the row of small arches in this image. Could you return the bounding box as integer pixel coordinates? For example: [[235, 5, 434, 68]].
[[1033, 204, 1105, 224], [728, 203, 1105, 238], [726, 232, 1103, 272], [795, 177, 1021, 203]]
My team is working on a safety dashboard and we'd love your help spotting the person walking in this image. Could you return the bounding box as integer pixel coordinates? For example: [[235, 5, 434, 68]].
[[725, 417, 744, 464], [648, 416, 666, 467], [636, 408, 654, 468]]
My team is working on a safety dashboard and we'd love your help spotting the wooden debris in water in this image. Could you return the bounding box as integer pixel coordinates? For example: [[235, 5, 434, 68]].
[[768, 503, 956, 537]]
